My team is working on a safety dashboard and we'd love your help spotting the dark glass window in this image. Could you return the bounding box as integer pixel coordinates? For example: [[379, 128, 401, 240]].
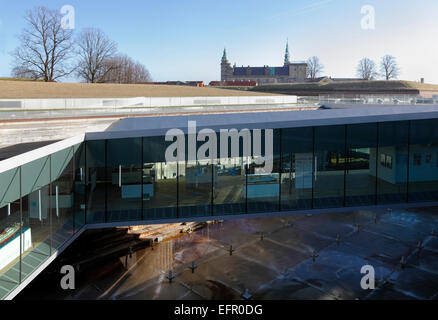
[[409, 119, 438, 202], [213, 128, 247, 216], [179, 160, 212, 217], [143, 136, 177, 220], [85, 140, 106, 223], [21, 156, 52, 279], [380, 154, 386, 166], [313, 125, 345, 209], [176, 128, 216, 218], [345, 123, 377, 206], [51, 147, 75, 248], [107, 138, 142, 222], [246, 129, 280, 213], [377, 121, 409, 204], [73, 143, 86, 230], [280, 127, 313, 210], [386, 155, 393, 169], [413, 153, 421, 166]]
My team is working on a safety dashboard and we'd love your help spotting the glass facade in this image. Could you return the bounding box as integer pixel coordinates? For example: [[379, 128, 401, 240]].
[[214, 156, 246, 216], [85, 140, 106, 223], [73, 144, 86, 230], [107, 138, 143, 222], [1, 118, 438, 299], [313, 125, 346, 208], [51, 147, 75, 249], [408, 119, 438, 202], [345, 123, 377, 206], [281, 127, 313, 210], [0, 143, 83, 300], [247, 129, 281, 213], [376, 121, 409, 204], [142, 136, 178, 220]]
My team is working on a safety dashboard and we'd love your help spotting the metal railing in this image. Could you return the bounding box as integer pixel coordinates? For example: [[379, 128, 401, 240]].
[[297, 95, 438, 106]]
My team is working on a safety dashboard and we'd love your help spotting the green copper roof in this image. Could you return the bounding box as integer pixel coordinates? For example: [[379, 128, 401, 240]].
[[221, 48, 227, 62], [284, 41, 290, 64]]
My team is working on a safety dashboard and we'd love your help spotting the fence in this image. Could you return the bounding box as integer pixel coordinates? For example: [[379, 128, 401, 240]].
[[315, 94, 437, 105]]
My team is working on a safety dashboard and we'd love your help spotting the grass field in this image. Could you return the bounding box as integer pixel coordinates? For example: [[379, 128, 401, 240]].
[[0, 80, 276, 99], [0, 77, 45, 82]]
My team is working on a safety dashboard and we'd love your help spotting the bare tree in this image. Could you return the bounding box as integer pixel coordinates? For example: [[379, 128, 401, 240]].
[[356, 57, 377, 80], [380, 55, 400, 80], [10, 6, 75, 82], [100, 54, 151, 83], [306, 56, 324, 79], [75, 28, 117, 83], [11, 65, 40, 80]]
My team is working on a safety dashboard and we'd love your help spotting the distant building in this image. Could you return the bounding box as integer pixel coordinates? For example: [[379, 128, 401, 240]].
[[209, 80, 257, 87], [141, 81, 205, 87], [221, 41, 308, 84], [328, 77, 364, 82]]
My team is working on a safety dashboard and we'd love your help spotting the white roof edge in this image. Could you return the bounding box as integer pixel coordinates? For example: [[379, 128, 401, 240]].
[[85, 106, 438, 140], [0, 134, 85, 174], [2, 106, 438, 174]]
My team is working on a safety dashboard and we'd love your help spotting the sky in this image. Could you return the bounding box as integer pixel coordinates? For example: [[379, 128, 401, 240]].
[[0, 0, 437, 83]]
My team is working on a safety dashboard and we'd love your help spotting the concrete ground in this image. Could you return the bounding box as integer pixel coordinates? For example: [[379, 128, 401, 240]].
[[0, 104, 316, 150], [0, 103, 313, 121], [24, 206, 438, 300]]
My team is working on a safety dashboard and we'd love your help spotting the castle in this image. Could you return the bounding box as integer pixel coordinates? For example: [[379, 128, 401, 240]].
[[220, 42, 308, 84]]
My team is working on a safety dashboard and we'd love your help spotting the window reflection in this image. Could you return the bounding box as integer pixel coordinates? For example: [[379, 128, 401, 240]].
[[143, 136, 177, 220], [281, 127, 313, 210], [107, 138, 142, 222], [213, 156, 246, 216], [179, 160, 212, 217], [376, 121, 409, 204], [345, 123, 377, 206], [313, 125, 345, 208], [409, 119, 438, 202]]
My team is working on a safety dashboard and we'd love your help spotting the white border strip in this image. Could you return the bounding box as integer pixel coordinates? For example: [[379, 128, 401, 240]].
[[0, 134, 85, 174]]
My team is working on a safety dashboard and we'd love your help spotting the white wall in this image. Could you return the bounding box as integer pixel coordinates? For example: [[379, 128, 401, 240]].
[[0, 95, 297, 111], [0, 228, 32, 271], [370, 147, 396, 184]]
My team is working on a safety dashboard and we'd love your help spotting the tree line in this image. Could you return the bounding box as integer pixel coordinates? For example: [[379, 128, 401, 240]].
[[10, 6, 151, 83], [306, 55, 400, 81]]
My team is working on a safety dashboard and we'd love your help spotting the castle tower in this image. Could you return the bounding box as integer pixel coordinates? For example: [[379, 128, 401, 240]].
[[284, 40, 291, 65], [221, 48, 227, 63], [221, 48, 233, 81]]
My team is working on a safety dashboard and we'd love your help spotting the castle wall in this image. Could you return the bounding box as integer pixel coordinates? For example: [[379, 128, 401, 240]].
[[221, 62, 307, 83]]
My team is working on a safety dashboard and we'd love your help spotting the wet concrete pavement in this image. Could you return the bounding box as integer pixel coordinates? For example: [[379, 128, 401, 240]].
[[18, 207, 438, 300]]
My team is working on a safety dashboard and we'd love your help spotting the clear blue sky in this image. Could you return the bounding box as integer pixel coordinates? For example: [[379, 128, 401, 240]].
[[1, 0, 437, 83]]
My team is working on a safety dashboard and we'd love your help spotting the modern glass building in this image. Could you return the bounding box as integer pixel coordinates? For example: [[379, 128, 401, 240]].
[[1, 105, 438, 299]]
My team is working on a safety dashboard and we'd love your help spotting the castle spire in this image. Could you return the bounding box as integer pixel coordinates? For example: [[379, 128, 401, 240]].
[[222, 48, 227, 62], [284, 40, 290, 64]]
